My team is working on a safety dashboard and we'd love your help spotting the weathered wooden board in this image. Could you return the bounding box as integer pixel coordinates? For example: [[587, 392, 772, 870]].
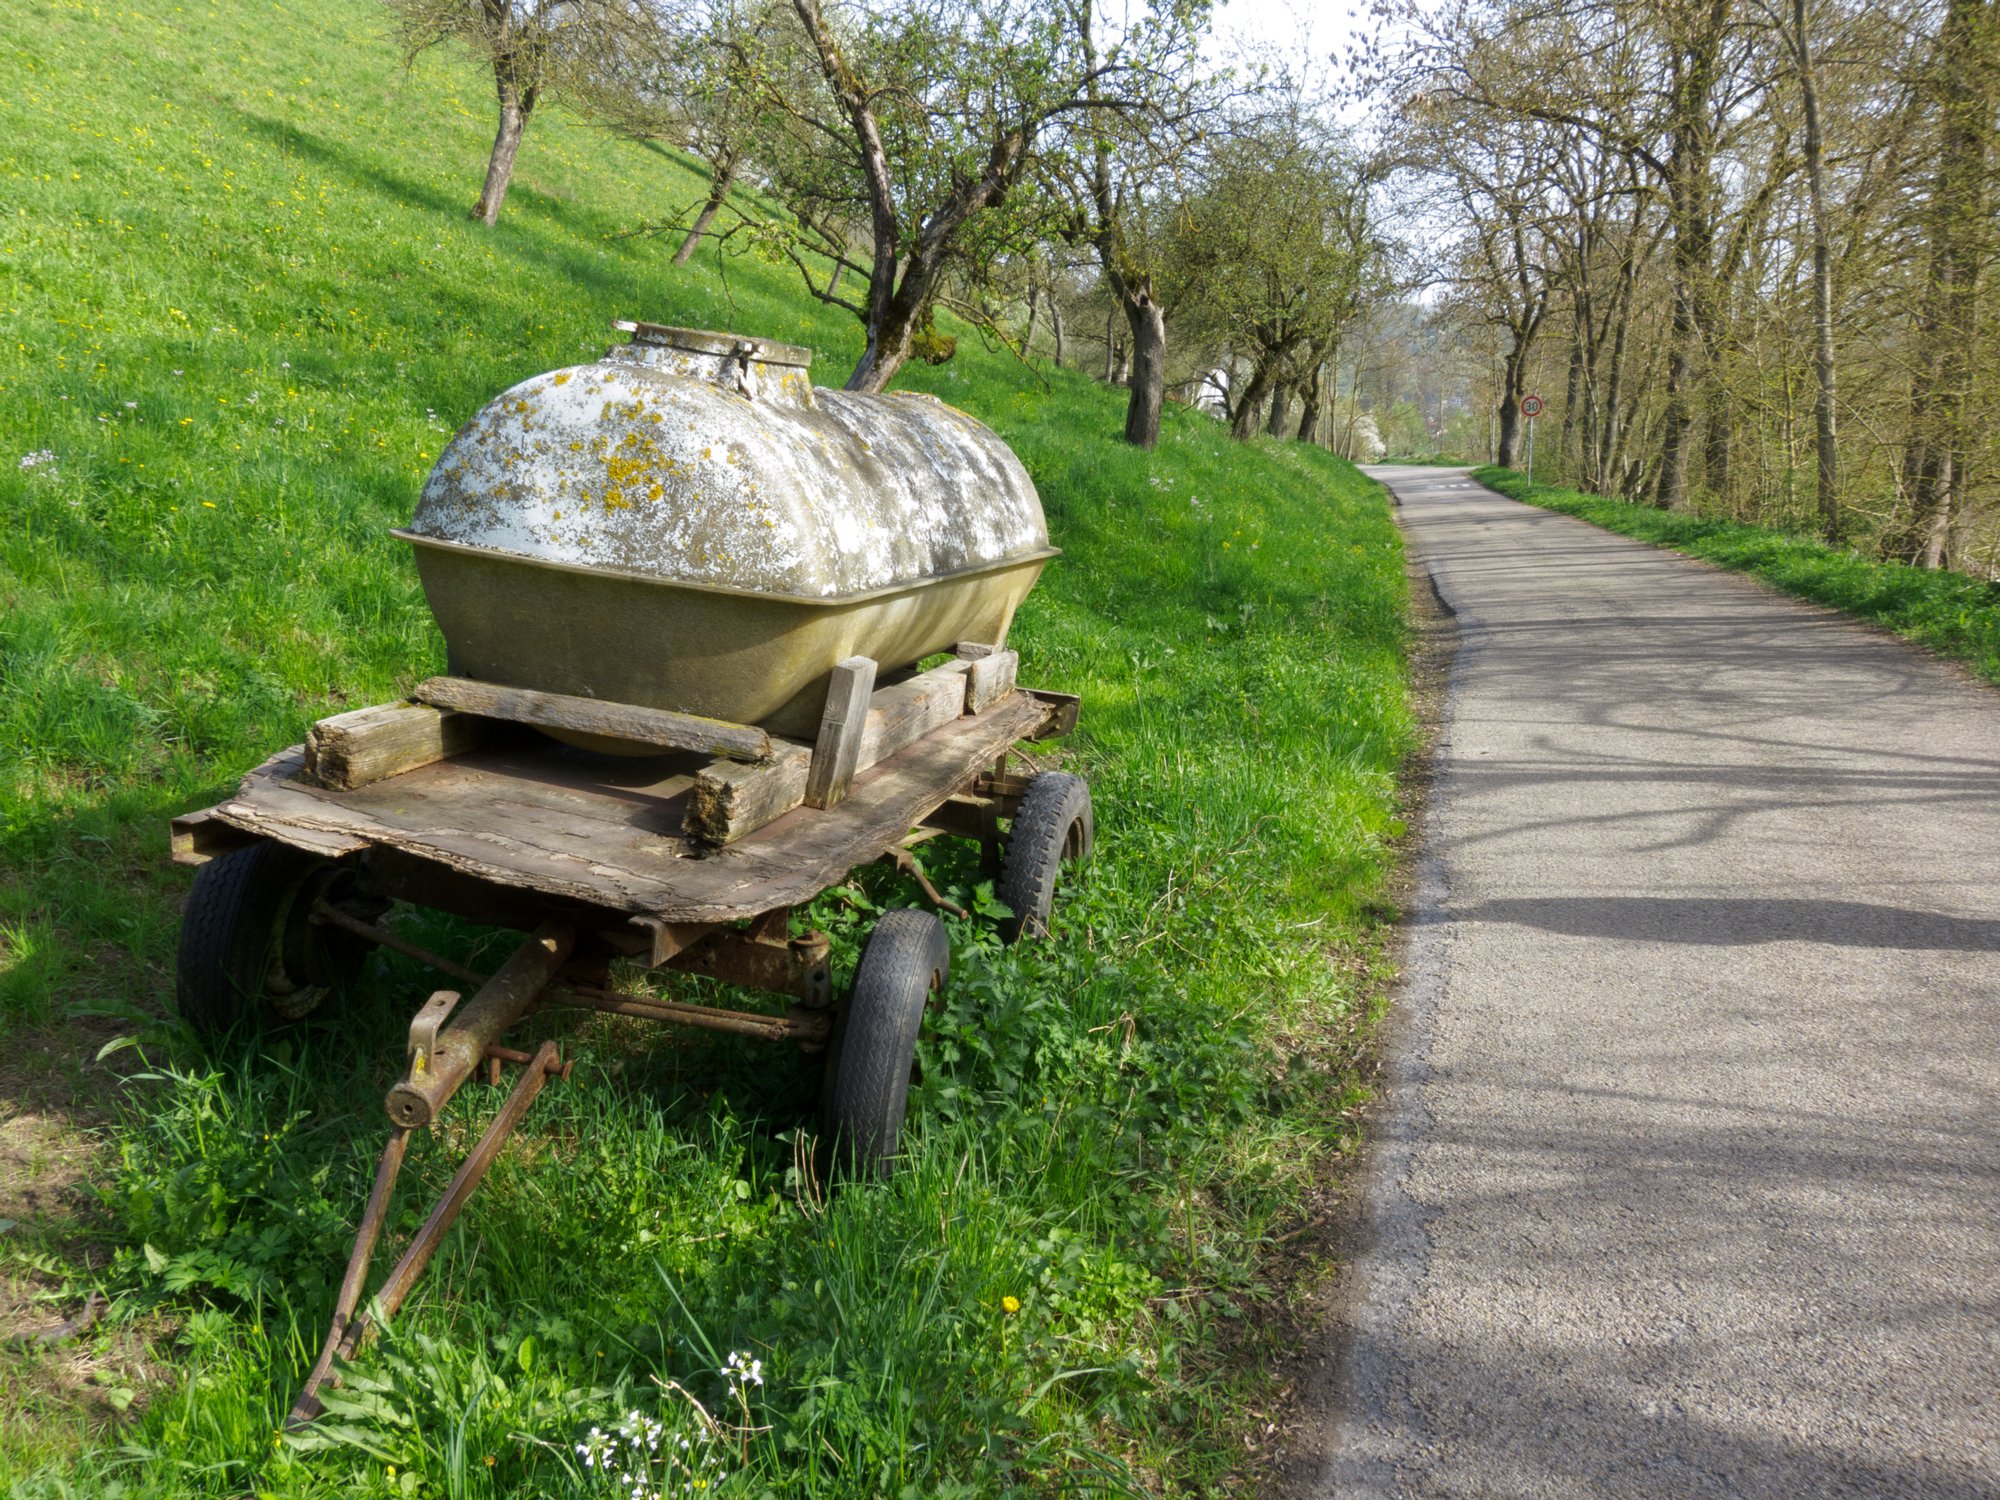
[[963, 650, 1019, 715], [653, 690, 1053, 921], [193, 692, 1053, 923], [683, 744, 813, 846], [854, 665, 969, 766], [414, 677, 771, 762], [687, 659, 974, 845], [803, 657, 878, 812], [304, 703, 489, 791]]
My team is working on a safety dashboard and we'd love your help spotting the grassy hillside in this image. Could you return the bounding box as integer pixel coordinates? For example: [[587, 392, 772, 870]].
[[0, 2, 1413, 1494], [1475, 467, 2000, 687]]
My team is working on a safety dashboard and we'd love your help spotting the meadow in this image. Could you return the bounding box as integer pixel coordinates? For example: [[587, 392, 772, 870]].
[[0, 2, 1414, 1493]]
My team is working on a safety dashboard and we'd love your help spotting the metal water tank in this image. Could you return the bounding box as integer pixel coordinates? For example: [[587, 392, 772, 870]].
[[398, 323, 1055, 737]]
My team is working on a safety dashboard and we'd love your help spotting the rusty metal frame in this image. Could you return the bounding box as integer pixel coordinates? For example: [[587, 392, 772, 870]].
[[278, 687, 1078, 1429], [289, 1040, 569, 1428]]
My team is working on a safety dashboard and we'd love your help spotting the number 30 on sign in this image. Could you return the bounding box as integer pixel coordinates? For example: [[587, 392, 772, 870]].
[[1520, 394, 1544, 417]]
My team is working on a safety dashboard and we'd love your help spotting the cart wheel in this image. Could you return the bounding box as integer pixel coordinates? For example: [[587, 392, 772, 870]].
[[823, 910, 949, 1178], [175, 841, 372, 1036], [997, 772, 1093, 942]]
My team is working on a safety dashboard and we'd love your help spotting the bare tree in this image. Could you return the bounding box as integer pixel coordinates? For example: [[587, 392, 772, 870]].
[[713, 0, 1209, 393], [388, 0, 593, 225], [570, 0, 781, 264]]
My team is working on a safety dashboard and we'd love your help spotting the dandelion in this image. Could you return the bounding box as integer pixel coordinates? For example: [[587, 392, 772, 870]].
[[1002, 1295, 1021, 1315]]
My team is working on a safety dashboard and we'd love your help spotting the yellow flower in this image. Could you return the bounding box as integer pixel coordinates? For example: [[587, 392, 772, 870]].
[[1002, 1296, 1020, 1315]]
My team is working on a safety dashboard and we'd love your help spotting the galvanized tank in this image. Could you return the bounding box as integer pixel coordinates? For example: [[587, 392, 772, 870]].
[[397, 324, 1055, 740]]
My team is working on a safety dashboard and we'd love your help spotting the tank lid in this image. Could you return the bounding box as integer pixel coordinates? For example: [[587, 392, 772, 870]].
[[611, 321, 814, 369]]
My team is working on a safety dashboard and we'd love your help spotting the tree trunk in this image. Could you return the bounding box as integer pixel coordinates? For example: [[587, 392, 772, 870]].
[[1051, 299, 1065, 368], [1702, 375, 1733, 508], [1651, 2, 1728, 510], [1598, 212, 1645, 495], [1496, 342, 1528, 467], [1231, 362, 1277, 440], [845, 293, 923, 394], [1266, 383, 1289, 436], [472, 71, 533, 226], [1104, 308, 1118, 383], [1122, 295, 1167, 448], [1296, 361, 1326, 445], [1902, 0, 1993, 566], [1559, 321, 1585, 478], [1023, 282, 1039, 355], [1792, 0, 1841, 542], [672, 158, 739, 266]]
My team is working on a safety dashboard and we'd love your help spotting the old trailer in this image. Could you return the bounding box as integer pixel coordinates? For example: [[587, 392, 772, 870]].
[[169, 647, 1090, 1426], [163, 324, 1092, 1427]]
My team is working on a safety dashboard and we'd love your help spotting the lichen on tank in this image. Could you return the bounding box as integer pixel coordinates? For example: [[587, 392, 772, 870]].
[[407, 326, 1049, 601]]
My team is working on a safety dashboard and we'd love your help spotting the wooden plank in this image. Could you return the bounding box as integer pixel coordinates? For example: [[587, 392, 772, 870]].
[[803, 657, 877, 812], [198, 693, 1054, 924], [687, 660, 971, 846], [655, 692, 1054, 919], [168, 806, 261, 866], [854, 663, 969, 766], [963, 650, 1019, 715], [210, 746, 698, 915], [414, 676, 771, 762], [304, 702, 488, 791], [683, 743, 813, 845], [955, 641, 999, 660]]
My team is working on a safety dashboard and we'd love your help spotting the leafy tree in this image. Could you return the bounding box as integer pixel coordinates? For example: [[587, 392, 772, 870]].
[[1169, 94, 1378, 440]]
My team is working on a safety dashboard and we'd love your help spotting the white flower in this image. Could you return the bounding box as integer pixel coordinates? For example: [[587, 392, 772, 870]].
[[18, 449, 55, 471], [122, 400, 137, 409]]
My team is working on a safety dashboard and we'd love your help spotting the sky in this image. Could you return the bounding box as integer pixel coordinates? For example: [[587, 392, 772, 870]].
[[1206, 0, 1374, 72]]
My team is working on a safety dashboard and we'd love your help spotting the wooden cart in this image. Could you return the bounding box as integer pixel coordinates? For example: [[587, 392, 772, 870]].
[[165, 645, 1091, 1427]]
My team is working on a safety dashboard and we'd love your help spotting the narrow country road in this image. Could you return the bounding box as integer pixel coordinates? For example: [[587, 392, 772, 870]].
[[1317, 468, 2000, 1498]]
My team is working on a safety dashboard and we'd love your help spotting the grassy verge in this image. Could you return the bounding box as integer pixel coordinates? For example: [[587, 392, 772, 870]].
[[1, 2, 1412, 1494], [1475, 466, 2000, 687]]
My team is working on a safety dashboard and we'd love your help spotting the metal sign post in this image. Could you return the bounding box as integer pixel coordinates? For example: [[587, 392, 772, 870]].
[[1520, 394, 1544, 485]]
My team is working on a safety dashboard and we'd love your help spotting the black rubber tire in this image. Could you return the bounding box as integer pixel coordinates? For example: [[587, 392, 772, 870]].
[[174, 842, 369, 1036], [823, 909, 950, 1178], [996, 772, 1094, 942]]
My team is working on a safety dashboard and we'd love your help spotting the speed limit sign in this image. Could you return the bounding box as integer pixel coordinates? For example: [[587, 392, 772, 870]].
[[1520, 394, 1544, 417]]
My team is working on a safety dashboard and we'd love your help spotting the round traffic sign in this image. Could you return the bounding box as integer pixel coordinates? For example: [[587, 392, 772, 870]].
[[1520, 394, 1544, 417]]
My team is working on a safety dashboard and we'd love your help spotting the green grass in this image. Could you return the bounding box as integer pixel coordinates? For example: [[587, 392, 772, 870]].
[[0, 2, 1414, 1493], [1475, 467, 2000, 687]]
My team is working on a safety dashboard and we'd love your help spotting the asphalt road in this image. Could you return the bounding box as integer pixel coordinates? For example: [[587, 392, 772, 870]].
[[1317, 468, 2000, 1499]]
